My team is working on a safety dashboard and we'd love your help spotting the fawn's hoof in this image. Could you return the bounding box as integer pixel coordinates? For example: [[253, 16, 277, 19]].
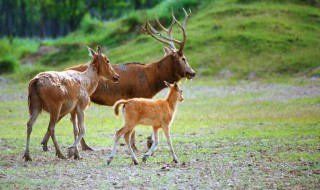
[[133, 160, 139, 165], [142, 155, 149, 163], [173, 159, 179, 163], [107, 158, 113, 165]]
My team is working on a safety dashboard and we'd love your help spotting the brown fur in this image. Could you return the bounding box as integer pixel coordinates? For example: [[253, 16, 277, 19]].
[[23, 46, 119, 161], [107, 82, 183, 165]]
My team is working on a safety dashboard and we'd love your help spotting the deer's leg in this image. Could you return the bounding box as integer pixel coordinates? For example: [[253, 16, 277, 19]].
[[143, 126, 159, 163], [146, 130, 154, 149], [124, 129, 139, 165], [162, 126, 178, 163], [130, 130, 138, 151], [49, 109, 66, 159], [23, 109, 40, 161], [41, 130, 50, 152], [41, 115, 64, 152], [107, 125, 130, 165], [68, 108, 85, 159], [70, 112, 78, 141], [71, 112, 93, 151]]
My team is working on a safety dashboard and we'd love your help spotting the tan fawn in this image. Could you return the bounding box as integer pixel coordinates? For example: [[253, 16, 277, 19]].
[[107, 81, 184, 165]]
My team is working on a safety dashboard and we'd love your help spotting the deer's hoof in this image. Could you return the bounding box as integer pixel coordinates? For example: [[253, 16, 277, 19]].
[[81, 145, 94, 151], [42, 143, 49, 152], [23, 153, 32, 162], [68, 146, 75, 158]]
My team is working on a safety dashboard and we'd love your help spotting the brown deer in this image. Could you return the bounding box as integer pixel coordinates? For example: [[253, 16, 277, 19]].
[[40, 8, 195, 152], [23, 46, 119, 161], [107, 82, 184, 165]]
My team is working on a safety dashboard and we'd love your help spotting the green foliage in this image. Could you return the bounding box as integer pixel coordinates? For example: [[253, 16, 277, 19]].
[[238, 0, 320, 6], [0, 55, 20, 74], [80, 14, 104, 33]]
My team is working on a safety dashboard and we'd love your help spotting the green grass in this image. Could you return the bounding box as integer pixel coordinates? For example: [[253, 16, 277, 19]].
[[0, 78, 319, 188]]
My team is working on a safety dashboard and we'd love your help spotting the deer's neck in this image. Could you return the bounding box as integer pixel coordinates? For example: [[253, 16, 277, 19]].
[[148, 55, 181, 93], [80, 62, 100, 96]]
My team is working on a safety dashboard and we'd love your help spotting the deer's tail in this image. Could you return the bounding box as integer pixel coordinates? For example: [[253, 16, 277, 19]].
[[113, 99, 129, 116]]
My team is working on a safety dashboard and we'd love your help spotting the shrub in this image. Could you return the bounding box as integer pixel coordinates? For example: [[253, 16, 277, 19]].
[[0, 56, 20, 74], [80, 14, 103, 33]]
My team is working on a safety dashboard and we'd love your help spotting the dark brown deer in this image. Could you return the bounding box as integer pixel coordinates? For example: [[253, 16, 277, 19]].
[[23, 46, 119, 161], [40, 8, 195, 152]]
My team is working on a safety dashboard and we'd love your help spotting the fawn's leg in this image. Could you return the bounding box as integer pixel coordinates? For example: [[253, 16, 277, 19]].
[[124, 129, 138, 165], [143, 126, 159, 163], [162, 126, 178, 163], [107, 125, 130, 165]]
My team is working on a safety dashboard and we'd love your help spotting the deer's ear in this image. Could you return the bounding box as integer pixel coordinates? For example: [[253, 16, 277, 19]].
[[164, 81, 171, 88], [97, 45, 102, 55], [88, 46, 96, 57], [163, 46, 174, 56]]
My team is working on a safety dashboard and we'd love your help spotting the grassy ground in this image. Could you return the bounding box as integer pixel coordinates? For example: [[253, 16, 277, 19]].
[[0, 77, 319, 189]]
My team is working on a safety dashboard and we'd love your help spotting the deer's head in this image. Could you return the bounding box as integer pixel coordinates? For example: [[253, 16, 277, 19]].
[[142, 8, 196, 80], [88, 46, 119, 82]]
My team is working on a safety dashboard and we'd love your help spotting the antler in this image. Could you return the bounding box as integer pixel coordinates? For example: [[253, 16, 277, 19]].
[[141, 8, 191, 52], [171, 7, 191, 52]]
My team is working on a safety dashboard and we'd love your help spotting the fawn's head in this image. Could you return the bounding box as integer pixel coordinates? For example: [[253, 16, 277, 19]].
[[165, 81, 184, 102]]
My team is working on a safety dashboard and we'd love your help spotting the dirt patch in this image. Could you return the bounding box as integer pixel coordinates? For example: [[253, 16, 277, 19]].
[[186, 82, 320, 101]]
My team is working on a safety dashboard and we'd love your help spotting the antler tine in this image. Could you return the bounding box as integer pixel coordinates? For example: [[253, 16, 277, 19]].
[[156, 18, 168, 32], [156, 18, 176, 49], [147, 22, 181, 47], [142, 22, 176, 50], [171, 7, 190, 52], [182, 8, 192, 31], [141, 23, 150, 35]]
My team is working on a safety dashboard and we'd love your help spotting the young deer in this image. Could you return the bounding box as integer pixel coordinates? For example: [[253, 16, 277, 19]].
[[23, 46, 119, 161], [107, 82, 184, 165]]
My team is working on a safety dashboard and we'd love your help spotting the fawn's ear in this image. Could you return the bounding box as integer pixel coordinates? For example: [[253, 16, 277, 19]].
[[88, 46, 96, 57], [97, 45, 102, 55], [164, 81, 171, 88]]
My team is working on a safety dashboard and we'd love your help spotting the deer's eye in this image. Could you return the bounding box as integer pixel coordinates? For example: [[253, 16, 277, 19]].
[[182, 58, 186, 62]]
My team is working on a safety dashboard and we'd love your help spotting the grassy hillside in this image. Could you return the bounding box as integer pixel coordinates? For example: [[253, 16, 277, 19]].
[[1, 0, 320, 80]]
